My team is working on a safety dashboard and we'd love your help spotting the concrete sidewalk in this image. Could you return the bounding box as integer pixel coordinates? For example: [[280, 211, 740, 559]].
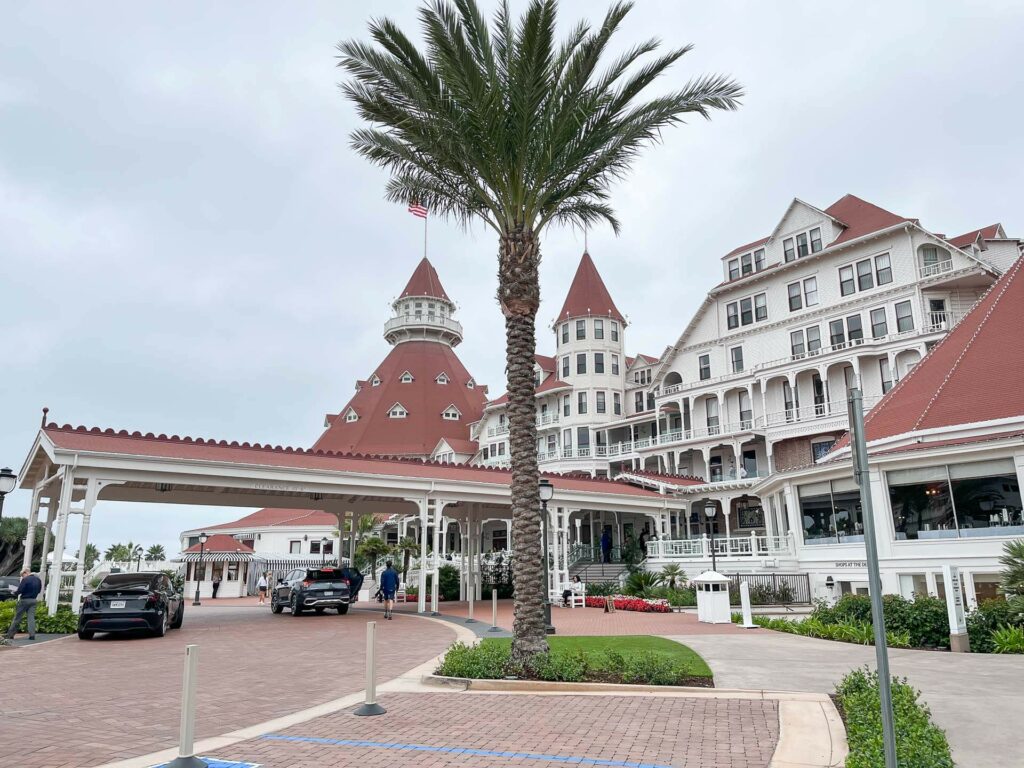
[[678, 632, 1023, 768]]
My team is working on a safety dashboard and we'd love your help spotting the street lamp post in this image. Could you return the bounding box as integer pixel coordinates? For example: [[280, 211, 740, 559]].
[[539, 478, 555, 635], [192, 532, 208, 606], [320, 537, 328, 567], [0, 467, 17, 523], [704, 502, 718, 573]]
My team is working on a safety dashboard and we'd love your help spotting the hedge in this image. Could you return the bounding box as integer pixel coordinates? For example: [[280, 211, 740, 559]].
[[0, 601, 78, 635]]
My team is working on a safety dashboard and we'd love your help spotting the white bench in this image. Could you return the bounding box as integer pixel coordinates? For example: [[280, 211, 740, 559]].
[[553, 581, 586, 608]]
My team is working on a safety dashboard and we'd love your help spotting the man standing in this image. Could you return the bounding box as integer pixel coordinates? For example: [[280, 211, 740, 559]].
[[378, 560, 400, 620], [5, 569, 42, 641], [600, 529, 613, 564]]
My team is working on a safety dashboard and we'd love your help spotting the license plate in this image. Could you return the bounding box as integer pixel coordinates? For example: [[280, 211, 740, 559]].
[[110, 600, 126, 608], [324, 591, 334, 596]]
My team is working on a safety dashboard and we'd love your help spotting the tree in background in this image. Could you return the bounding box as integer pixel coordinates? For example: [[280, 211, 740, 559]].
[[1000, 540, 1024, 596], [356, 536, 392, 580], [104, 543, 131, 561], [145, 544, 166, 562], [339, 0, 741, 663], [83, 543, 100, 571], [0, 517, 46, 576], [395, 536, 419, 583]]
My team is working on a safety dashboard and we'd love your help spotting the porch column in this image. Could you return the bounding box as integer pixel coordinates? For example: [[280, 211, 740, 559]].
[[722, 497, 732, 540], [45, 472, 75, 611], [21, 486, 43, 573], [506, 518, 513, 551], [758, 380, 768, 425], [431, 501, 455, 615], [38, 499, 57, 595], [347, 511, 357, 567], [459, 518, 468, 600], [71, 478, 103, 611], [573, 516, 582, 549]]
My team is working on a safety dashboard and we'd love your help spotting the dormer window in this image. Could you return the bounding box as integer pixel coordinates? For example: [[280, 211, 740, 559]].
[[436, 372, 450, 385], [784, 227, 823, 262], [399, 371, 414, 383], [370, 375, 381, 387], [389, 403, 408, 419], [728, 259, 740, 280], [344, 409, 359, 423], [466, 378, 475, 389], [442, 405, 462, 421]]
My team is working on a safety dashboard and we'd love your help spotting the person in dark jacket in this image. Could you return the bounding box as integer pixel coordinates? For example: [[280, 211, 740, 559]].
[[378, 561, 400, 620], [5, 569, 42, 641], [600, 529, 613, 563]]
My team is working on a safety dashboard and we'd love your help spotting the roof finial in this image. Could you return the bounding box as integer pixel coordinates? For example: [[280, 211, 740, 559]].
[[41, 407, 49, 428], [584, 227, 588, 254]]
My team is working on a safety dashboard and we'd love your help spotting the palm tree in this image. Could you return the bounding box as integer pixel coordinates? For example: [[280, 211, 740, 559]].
[[339, 0, 741, 663], [1000, 540, 1024, 596], [357, 537, 393, 580], [145, 544, 166, 562], [396, 535, 420, 582], [104, 543, 131, 562], [660, 563, 684, 590], [83, 543, 101, 570], [127, 542, 144, 570]]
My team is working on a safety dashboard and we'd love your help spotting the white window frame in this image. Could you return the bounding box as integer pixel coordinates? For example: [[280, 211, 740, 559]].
[[442, 405, 461, 421], [436, 372, 450, 384], [344, 409, 358, 423], [388, 402, 409, 419], [399, 371, 414, 384]]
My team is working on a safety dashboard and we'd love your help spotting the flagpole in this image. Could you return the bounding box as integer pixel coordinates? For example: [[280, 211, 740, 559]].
[[424, 213, 428, 259]]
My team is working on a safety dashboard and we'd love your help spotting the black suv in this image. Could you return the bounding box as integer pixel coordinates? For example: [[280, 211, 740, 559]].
[[271, 566, 362, 616], [79, 571, 183, 639]]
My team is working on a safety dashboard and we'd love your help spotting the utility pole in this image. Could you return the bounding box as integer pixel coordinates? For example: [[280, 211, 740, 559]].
[[848, 387, 897, 768]]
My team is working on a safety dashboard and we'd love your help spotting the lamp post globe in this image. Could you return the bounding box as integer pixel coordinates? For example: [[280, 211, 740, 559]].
[[320, 536, 329, 567], [0, 467, 16, 523], [704, 503, 718, 573], [192, 532, 209, 606], [538, 478, 555, 635]]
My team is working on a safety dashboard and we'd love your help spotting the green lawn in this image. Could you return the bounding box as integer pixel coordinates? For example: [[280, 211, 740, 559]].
[[483, 635, 712, 678]]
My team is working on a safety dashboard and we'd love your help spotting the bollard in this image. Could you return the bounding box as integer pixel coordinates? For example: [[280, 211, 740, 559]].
[[739, 582, 757, 629], [488, 590, 501, 632], [466, 586, 476, 624], [166, 645, 207, 768], [354, 621, 386, 716]]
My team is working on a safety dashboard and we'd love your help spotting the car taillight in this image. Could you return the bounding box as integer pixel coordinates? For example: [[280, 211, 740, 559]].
[[302, 579, 313, 587], [85, 595, 101, 609], [145, 592, 160, 607]]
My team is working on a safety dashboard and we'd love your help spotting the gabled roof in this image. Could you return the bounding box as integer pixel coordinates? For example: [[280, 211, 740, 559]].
[[535, 354, 557, 372], [315, 340, 487, 457], [183, 534, 255, 554], [399, 257, 451, 302], [485, 376, 572, 409], [434, 437, 479, 455], [836, 255, 1024, 448], [556, 252, 626, 324], [192, 509, 340, 533], [722, 236, 770, 261], [946, 224, 1005, 249], [824, 194, 914, 247]]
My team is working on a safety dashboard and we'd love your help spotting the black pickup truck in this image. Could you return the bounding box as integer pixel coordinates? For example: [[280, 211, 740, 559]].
[[271, 566, 364, 616]]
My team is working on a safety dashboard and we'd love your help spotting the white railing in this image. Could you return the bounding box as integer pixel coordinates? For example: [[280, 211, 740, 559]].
[[647, 532, 794, 560], [919, 259, 954, 279], [487, 424, 509, 437], [537, 412, 560, 428], [383, 314, 464, 337], [598, 419, 761, 456], [663, 384, 682, 395], [763, 395, 881, 428]]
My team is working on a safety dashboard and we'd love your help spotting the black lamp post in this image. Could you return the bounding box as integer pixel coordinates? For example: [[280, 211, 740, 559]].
[[0, 467, 16, 524], [320, 536, 328, 567], [539, 478, 555, 635], [192, 532, 208, 606], [704, 502, 718, 573]]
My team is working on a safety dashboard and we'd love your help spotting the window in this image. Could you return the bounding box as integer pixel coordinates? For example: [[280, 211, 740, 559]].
[[611, 355, 620, 375], [577, 392, 588, 414], [870, 307, 888, 338], [839, 265, 856, 296], [796, 232, 809, 258], [856, 259, 874, 291], [436, 372, 449, 384], [803, 277, 818, 306], [829, 319, 846, 347], [594, 319, 604, 339], [698, 354, 711, 381], [400, 371, 414, 383], [741, 252, 753, 275], [880, 359, 894, 393], [389, 403, 408, 418], [310, 540, 335, 555], [754, 248, 766, 271], [613, 392, 622, 415], [442, 406, 461, 420], [466, 379, 475, 389], [784, 237, 795, 262], [788, 282, 802, 311], [798, 478, 864, 544], [706, 398, 720, 434], [562, 429, 572, 452], [806, 325, 821, 354], [728, 259, 740, 280], [576, 353, 587, 375], [895, 301, 914, 332], [809, 227, 822, 253], [594, 353, 605, 374], [740, 297, 753, 325], [921, 245, 939, 268], [370, 375, 380, 387], [754, 293, 767, 321], [783, 380, 798, 419], [739, 391, 752, 429], [635, 392, 644, 412], [709, 455, 723, 482], [812, 373, 827, 415], [610, 321, 619, 341], [846, 314, 864, 343], [790, 330, 806, 357], [730, 346, 744, 373], [596, 391, 606, 413], [345, 409, 358, 423], [875, 253, 893, 285], [289, 540, 301, 554], [562, 356, 570, 377], [576, 319, 586, 340], [646, 392, 655, 410], [577, 427, 590, 450], [561, 323, 569, 344], [563, 394, 571, 417], [811, 440, 835, 462], [726, 302, 739, 329]]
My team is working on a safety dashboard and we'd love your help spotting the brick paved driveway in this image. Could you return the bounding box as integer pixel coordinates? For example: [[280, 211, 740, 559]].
[[214, 692, 780, 768], [0, 604, 455, 768]]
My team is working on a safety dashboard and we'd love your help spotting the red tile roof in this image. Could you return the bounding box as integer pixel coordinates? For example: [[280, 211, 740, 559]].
[[314, 340, 487, 457], [40, 423, 663, 498], [722, 236, 770, 261], [199, 509, 340, 532], [824, 194, 914, 247], [617, 469, 705, 486], [535, 354, 557, 372], [486, 376, 572, 408], [183, 534, 255, 554], [946, 224, 1003, 248], [837, 255, 1024, 448], [399, 257, 451, 302], [556, 252, 625, 324], [436, 438, 479, 454]]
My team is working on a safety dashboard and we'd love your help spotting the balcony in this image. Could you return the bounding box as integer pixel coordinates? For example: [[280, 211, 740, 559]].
[[383, 313, 464, 345], [658, 370, 750, 399], [486, 424, 509, 438], [537, 412, 560, 428], [919, 259, 954, 280], [762, 396, 880, 428], [646, 532, 795, 561], [596, 419, 761, 456]]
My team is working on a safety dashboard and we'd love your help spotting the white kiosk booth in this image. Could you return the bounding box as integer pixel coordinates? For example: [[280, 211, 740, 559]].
[[694, 570, 732, 624]]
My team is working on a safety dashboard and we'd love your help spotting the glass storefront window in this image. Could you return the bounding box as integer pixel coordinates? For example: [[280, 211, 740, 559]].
[[971, 574, 1002, 603], [831, 477, 864, 542], [798, 481, 838, 542], [798, 479, 863, 544]]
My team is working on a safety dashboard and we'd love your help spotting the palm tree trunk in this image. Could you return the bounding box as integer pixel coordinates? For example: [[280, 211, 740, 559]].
[[499, 227, 548, 665]]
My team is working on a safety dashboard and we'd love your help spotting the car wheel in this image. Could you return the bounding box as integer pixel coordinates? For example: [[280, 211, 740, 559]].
[[169, 604, 184, 629], [154, 610, 168, 637], [337, 604, 350, 615], [290, 595, 303, 616], [271, 594, 284, 614], [77, 629, 94, 640]]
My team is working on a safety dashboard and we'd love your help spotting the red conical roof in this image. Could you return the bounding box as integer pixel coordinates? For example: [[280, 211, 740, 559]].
[[313, 341, 486, 457], [839, 255, 1024, 447], [556, 252, 625, 324], [399, 257, 451, 302]]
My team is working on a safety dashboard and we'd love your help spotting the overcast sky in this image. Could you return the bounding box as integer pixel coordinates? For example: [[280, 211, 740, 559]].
[[2, 1, 1022, 558]]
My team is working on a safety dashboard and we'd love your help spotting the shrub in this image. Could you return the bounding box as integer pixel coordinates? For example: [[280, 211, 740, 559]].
[[532, 649, 589, 682], [582, 581, 618, 597], [999, 539, 1024, 596], [623, 570, 663, 597], [0, 602, 78, 635], [836, 667, 953, 768], [436, 641, 510, 679], [991, 624, 1024, 653], [748, 582, 795, 605], [811, 593, 950, 649], [665, 587, 697, 607], [966, 596, 1024, 652]]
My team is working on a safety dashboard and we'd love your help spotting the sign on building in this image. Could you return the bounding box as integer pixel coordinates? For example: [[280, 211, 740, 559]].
[[941, 564, 969, 652]]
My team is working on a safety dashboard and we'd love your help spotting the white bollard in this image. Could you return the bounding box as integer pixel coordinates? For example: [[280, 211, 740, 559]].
[[166, 645, 207, 768], [354, 621, 386, 716], [466, 585, 476, 623], [488, 589, 501, 632], [739, 582, 757, 629]]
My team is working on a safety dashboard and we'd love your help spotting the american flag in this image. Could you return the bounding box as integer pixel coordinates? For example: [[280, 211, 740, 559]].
[[408, 201, 428, 219]]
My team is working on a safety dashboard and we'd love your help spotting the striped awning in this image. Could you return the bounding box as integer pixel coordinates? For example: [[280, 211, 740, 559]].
[[175, 552, 255, 563]]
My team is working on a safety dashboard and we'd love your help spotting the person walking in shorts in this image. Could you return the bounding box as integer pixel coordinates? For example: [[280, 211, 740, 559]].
[[5, 569, 42, 641], [378, 560, 400, 620], [257, 572, 269, 605]]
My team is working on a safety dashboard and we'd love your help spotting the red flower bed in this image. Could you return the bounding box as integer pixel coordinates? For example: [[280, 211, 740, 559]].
[[584, 595, 672, 613]]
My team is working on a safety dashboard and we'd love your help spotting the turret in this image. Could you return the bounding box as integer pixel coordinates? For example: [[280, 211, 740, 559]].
[[383, 257, 464, 347]]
